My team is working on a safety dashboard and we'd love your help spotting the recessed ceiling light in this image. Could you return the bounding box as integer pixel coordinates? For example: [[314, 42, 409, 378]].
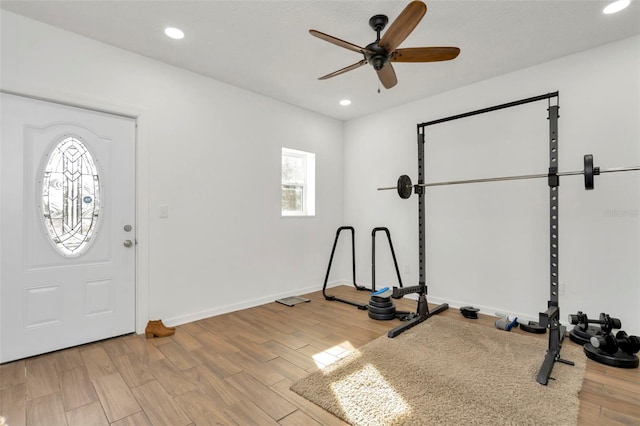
[[339, 99, 352, 106], [603, 0, 630, 14], [164, 27, 185, 39]]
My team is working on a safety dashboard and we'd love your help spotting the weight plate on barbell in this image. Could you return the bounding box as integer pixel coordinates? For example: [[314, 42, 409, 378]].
[[584, 154, 594, 190], [397, 175, 413, 199]]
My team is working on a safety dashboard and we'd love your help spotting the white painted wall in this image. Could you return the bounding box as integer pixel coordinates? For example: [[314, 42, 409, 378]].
[[344, 36, 640, 334], [0, 11, 345, 330], [2, 10, 638, 339]]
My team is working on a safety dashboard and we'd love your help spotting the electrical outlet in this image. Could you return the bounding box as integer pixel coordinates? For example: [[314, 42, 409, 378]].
[[558, 281, 565, 295], [404, 264, 410, 274]]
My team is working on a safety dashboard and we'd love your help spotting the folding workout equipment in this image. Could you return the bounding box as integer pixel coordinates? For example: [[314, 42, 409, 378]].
[[322, 226, 404, 310], [322, 226, 369, 309], [371, 227, 403, 290]]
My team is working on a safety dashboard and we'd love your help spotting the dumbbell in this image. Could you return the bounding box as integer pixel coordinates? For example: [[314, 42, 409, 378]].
[[590, 331, 640, 355], [568, 312, 621, 334]]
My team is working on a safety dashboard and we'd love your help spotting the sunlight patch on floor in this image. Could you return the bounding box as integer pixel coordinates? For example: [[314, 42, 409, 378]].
[[311, 341, 356, 369], [330, 363, 411, 424]]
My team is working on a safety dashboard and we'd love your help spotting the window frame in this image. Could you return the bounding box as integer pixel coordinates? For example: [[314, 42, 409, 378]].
[[281, 147, 315, 217], [39, 135, 102, 257]]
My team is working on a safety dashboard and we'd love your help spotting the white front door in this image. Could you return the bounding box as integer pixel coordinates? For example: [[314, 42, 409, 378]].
[[1, 93, 136, 363]]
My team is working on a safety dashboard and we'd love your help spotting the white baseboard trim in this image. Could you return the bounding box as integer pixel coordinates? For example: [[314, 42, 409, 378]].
[[159, 280, 346, 328], [426, 295, 545, 326], [155, 283, 559, 332]]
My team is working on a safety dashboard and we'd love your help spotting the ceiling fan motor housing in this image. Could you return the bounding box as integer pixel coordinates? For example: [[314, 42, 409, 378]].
[[367, 14, 390, 70], [364, 42, 389, 70]]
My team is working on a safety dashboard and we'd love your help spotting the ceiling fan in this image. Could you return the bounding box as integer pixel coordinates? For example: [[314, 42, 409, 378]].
[[309, 0, 460, 89]]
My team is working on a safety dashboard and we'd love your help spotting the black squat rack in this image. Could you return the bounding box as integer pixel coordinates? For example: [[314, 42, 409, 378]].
[[387, 92, 574, 385], [377, 91, 640, 382]]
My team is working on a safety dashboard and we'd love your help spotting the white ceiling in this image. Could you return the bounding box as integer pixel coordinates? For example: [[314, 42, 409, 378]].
[[2, 0, 639, 121]]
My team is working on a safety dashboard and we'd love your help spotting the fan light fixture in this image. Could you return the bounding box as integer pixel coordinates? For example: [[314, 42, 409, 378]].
[[309, 1, 460, 90], [339, 99, 352, 106], [603, 0, 630, 14], [164, 27, 185, 39]]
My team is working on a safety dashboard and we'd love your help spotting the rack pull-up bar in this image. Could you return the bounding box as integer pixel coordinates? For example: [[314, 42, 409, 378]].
[[418, 91, 559, 128]]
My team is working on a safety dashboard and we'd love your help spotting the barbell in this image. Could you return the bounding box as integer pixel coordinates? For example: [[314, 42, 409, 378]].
[[378, 154, 640, 199]]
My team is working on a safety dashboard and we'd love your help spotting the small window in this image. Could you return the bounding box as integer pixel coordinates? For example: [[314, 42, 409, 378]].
[[282, 148, 315, 216], [41, 136, 101, 256]]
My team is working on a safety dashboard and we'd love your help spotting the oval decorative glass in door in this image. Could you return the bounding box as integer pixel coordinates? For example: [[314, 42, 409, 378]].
[[41, 136, 101, 256]]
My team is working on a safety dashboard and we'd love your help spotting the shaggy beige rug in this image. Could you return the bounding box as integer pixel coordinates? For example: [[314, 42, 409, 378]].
[[291, 315, 586, 425]]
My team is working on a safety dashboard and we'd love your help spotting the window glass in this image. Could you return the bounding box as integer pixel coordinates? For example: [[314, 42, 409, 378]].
[[282, 155, 304, 182], [41, 136, 100, 256], [282, 185, 303, 212], [282, 148, 315, 216]]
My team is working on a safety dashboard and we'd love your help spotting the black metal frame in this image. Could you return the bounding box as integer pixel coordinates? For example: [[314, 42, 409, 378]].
[[397, 92, 572, 384], [387, 124, 452, 339], [321, 226, 370, 309], [322, 226, 406, 311], [417, 92, 559, 127], [536, 101, 575, 384], [371, 227, 404, 290]]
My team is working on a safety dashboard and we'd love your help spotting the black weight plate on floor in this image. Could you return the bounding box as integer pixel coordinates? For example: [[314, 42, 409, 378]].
[[367, 304, 396, 315], [569, 325, 603, 345], [520, 321, 547, 334], [397, 175, 413, 199], [368, 311, 397, 321], [459, 306, 479, 319], [368, 299, 394, 309], [370, 295, 392, 303], [583, 343, 639, 368]]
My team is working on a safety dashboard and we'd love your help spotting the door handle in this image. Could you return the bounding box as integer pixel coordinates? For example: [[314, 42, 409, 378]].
[[123, 240, 133, 248]]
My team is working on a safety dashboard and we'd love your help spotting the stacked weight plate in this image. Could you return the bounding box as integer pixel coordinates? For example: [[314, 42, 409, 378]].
[[368, 287, 397, 320], [368, 294, 397, 320]]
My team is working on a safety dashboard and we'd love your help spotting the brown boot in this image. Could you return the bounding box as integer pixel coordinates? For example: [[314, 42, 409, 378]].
[[157, 319, 176, 331], [145, 320, 175, 338]]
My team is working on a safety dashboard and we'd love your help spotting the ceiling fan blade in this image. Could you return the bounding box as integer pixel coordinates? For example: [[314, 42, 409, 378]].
[[377, 63, 398, 89], [310, 29, 371, 54], [318, 59, 368, 80], [391, 47, 460, 62], [379, 1, 427, 53]]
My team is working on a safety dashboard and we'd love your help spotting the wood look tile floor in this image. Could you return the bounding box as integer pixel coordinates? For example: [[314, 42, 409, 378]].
[[1, 285, 638, 425]]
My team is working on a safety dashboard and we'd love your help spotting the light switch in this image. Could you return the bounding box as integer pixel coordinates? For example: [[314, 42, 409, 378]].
[[159, 205, 169, 218]]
